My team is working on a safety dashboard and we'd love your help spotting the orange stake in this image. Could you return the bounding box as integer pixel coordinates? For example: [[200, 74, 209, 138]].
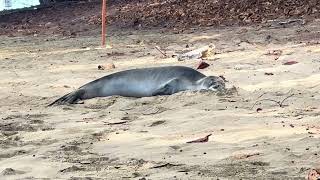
[[101, 0, 107, 47]]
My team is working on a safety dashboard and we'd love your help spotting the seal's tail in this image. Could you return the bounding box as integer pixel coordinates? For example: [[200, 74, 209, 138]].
[[48, 89, 85, 106]]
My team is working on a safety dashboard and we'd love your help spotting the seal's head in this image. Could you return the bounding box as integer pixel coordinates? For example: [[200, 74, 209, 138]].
[[197, 76, 226, 91]]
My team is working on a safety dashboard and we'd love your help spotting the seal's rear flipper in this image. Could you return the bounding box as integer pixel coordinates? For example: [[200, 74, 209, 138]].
[[48, 89, 85, 106]]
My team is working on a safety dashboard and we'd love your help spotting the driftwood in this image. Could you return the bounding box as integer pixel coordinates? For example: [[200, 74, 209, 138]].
[[177, 45, 214, 61]]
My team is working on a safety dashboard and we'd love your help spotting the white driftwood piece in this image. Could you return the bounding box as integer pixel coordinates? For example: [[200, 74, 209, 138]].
[[177, 45, 214, 61]]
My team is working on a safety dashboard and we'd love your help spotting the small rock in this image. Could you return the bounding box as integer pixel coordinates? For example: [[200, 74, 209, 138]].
[[132, 172, 141, 177], [60, 165, 84, 173], [1, 168, 25, 176], [1, 168, 15, 175], [98, 62, 115, 70], [44, 22, 53, 28], [264, 72, 274, 75], [69, 32, 77, 38], [149, 120, 166, 127], [256, 108, 262, 112]]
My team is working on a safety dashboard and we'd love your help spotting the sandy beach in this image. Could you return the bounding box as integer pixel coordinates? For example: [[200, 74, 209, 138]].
[[1, 20, 320, 179]]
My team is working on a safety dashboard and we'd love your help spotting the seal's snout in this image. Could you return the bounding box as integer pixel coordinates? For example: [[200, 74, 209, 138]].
[[210, 83, 225, 91], [209, 82, 225, 91]]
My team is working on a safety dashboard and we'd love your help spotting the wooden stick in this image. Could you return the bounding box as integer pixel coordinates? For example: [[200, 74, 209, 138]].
[[155, 46, 167, 57], [251, 94, 295, 109], [101, 0, 107, 47]]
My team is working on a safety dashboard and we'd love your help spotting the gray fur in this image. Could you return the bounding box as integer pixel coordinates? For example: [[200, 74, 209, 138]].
[[48, 66, 225, 106]]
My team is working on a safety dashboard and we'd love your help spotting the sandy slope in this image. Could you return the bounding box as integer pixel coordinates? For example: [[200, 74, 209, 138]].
[[1, 22, 320, 179]]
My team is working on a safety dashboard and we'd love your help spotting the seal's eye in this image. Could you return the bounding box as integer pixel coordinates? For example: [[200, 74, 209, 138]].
[[208, 79, 217, 86]]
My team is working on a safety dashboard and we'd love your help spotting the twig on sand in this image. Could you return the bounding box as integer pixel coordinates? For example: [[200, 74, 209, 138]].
[[105, 121, 128, 125], [151, 163, 183, 169], [155, 46, 167, 57], [251, 94, 295, 109], [279, 94, 295, 106], [257, 92, 268, 99]]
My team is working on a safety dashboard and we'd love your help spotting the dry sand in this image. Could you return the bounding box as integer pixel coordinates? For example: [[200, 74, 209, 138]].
[[1, 22, 320, 179]]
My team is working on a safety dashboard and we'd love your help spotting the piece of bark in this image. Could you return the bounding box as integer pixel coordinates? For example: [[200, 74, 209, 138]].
[[186, 134, 212, 143]]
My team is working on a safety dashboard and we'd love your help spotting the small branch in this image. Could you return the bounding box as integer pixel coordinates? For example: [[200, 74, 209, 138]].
[[155, 46, 167, 57], [251, 99, 281, 109], [257, 92, 268, 99], [251, 94, 295, 109], [279, 94, 295, 107], [151, 163, 182, 169], [105, 121, 128, 125]]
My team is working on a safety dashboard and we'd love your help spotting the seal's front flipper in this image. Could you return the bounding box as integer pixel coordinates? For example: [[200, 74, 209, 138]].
[[152, 79, 181, 96], [152, 84, 175, 96], [48, 89, 85, 106]]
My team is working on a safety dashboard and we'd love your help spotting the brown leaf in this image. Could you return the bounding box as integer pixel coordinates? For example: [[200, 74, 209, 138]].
[[196, 61, 210, 69], [283, 61, 298, 65]]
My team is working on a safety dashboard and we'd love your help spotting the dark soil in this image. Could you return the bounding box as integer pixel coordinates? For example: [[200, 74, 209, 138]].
[[0, 0, 319, 36]]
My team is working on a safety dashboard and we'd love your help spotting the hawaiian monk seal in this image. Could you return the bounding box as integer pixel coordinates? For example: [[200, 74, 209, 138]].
[[49, 66, 225, 106]]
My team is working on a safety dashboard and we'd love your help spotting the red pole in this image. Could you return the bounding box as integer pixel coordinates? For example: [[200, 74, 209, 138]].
[[101, 0, 107, 47]]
